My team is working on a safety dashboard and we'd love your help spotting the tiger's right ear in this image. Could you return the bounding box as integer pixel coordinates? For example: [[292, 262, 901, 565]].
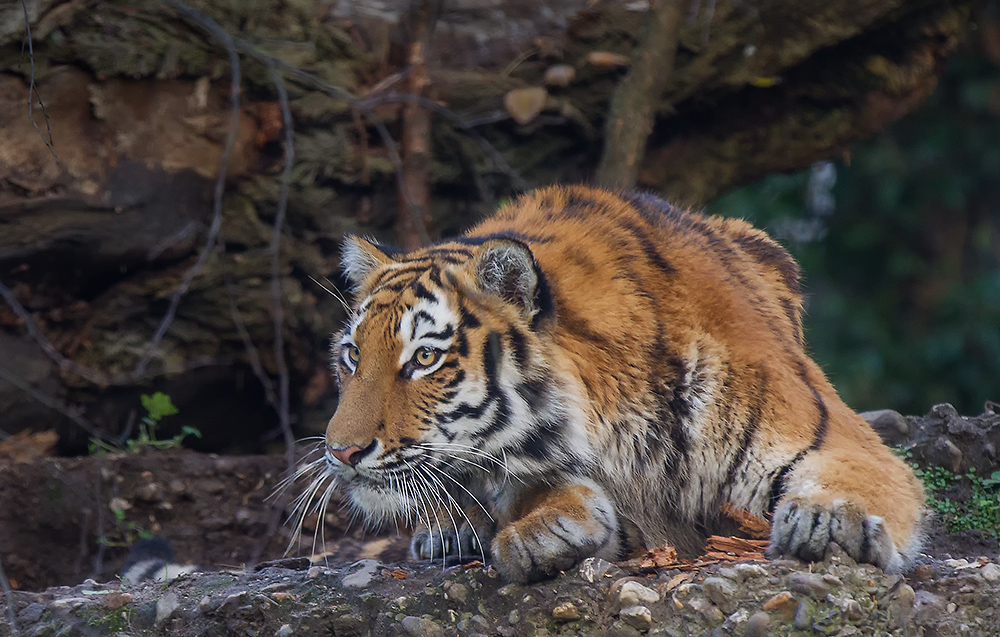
[[340, 236, 395, 290]]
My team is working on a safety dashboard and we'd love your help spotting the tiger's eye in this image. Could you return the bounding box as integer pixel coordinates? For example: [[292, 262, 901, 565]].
[[413, 347, 439, 367], [347, 345, 360, 366]]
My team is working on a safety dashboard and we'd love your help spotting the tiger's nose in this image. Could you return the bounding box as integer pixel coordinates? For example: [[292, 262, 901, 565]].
[[328, 441, 376, 467]]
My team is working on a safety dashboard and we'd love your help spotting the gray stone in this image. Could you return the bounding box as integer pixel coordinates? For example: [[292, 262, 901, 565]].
[[887, 584, 915, 629], [579, 557, 615, 583], [793, 598, 815, 630], [618, 580, 660, 607], [702, 577, 740, 614], [275, 624, 293, 637], [620, 605, 653, 631], [401, 615, 446, 637], [745, 611, 770, 637], [789, 572, 831, 599], [980, 563, 1000, 582], [445, 582, 468, 604], [342, 559, 379, 588], [457, 615, 491, 635], [721, 608, 749, 632], [860, 409, 910, 444]]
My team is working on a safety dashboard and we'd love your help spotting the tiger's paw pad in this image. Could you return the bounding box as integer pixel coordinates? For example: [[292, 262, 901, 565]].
[[410, 524, 491, 564], [768, 496, 903, 572]]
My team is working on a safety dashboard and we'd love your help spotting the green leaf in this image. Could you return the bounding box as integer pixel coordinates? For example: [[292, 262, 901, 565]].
[[140, 392, 179, 421]]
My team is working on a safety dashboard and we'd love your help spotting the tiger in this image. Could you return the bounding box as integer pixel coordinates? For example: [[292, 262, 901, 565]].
[[299, 184, 925, 583]]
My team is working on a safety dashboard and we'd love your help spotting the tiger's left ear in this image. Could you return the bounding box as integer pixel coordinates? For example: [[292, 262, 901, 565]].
[[341, 235, 395, 290], [472, 239, 542, 318]]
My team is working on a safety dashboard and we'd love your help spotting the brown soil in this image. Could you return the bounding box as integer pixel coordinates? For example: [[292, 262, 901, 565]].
[[0, 448, 409, 592]]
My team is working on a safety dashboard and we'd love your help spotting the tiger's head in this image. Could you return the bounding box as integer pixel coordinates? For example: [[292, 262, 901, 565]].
[[315, 234, 585, 527]]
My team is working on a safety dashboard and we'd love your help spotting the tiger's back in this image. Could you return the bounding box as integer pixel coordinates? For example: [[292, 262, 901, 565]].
[[312, 185, 924, 582]]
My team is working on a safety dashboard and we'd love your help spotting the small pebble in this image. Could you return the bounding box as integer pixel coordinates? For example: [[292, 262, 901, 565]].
[[275, 625, 293, 637], [620, 605, 653, 631], [702, 577, 740, 614], [789, 572, 831, 598], [762, 591, 797, 619], [619, 580, 660, 606], [745, 611, 770, 637], [552, 602, 580, 621]]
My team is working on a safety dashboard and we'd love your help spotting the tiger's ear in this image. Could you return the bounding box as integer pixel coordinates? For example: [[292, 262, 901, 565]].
[[472, 239, 541, 318], [341, 236, 395, 290]]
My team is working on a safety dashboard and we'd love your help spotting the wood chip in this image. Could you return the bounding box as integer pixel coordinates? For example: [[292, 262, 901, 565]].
[[720, 503, 771, 539]]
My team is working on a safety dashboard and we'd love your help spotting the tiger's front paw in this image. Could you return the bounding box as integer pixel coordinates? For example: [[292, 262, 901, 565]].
[[491, 486, 618, 583], [768, 496, 904, 572], [410, 522, 492, 565]]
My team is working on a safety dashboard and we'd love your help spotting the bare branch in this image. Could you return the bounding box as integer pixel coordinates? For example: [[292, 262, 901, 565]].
[[265, 57, 297, 471], [19, 0, 60, 167], [0, 281, 110, 386], [596, 0, 686, 189]]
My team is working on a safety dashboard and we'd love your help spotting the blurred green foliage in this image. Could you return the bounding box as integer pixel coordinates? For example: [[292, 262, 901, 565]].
[[709, 24, 1000, 415]]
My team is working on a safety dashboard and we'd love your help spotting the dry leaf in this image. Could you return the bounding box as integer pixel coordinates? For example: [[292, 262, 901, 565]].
[[585, 51, 631, 67], [720, 502, 771, 539], [637, 543, 680, 569], [388, 569, 407, 580], [463, 560, 484, 569], [503, 87, 548, 125], [664, 573, 693, 591], [0, 430, 59, 461]]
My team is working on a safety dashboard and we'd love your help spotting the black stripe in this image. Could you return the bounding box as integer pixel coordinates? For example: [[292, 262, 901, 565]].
[[859, 519, 872, 562], [618, 218, 676, 278], [507, 328, 529, 369], [797, 360, 829, 451], [411, 281, 437, 303], [767, 451, 807, 514], [411, 310, 434, 339], [724, 368, 769, 486], [731, 233, 802, 295], [421, 325, 455, 341]]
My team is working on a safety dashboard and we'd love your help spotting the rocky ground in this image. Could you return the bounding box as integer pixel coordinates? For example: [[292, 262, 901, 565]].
[[1, 405, 998, 636]]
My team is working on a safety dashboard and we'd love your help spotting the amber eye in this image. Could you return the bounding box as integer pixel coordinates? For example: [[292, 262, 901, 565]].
[[412, 347, 441, 368], [346, 345, 360, 367]]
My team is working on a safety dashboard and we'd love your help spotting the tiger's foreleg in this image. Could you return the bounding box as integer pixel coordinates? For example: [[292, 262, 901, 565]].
[[492, 478, 620, 583], [767, 442, 925, 572]]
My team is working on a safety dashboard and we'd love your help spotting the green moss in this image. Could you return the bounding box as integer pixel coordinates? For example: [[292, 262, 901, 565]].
[[88, 607, 132, 633]]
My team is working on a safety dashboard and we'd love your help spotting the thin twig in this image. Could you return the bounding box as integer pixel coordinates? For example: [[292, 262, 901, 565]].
[[265, 57, 297, 471], [0, 552, 20, 637], [225, 286, 278, 413], [19, 0, 60, 167], [0, 281, 110, 386], [0, 363, 111, 442], [135, 0, 243, 376]]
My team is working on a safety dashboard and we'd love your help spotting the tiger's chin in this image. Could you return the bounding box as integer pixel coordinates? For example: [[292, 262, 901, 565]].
[[342, 479, 414, 525]]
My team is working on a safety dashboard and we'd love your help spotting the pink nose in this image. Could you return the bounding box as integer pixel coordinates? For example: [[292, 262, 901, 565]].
[[329, 444, 364, 467]]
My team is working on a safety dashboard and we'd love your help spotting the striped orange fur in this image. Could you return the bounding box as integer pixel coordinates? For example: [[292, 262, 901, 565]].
[[297, 185, 925, 582]]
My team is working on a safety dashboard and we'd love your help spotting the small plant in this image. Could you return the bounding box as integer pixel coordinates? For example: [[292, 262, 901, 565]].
[[97, 503, 155, 548], [914, 462, 1000, 537], [90, 392, 201, 455]]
